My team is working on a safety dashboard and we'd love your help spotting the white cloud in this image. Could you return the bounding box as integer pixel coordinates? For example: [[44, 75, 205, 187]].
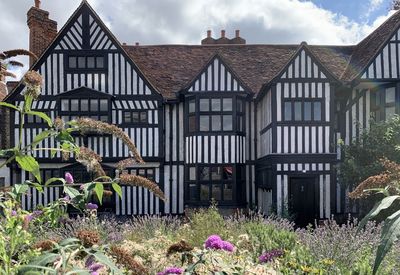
[[0, 0, 396, 80]]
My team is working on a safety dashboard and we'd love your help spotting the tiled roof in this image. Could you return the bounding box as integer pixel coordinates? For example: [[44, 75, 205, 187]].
[[124, 44, 353, 99], [341, 9, 400, 81]]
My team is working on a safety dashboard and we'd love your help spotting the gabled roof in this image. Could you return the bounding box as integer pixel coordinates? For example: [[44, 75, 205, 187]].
[[341, 9, 400, 82], [124, 44, 353, 99]]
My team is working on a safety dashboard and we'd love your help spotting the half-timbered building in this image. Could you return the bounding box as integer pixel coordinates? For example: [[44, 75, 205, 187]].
[[2, 0, 400, 223]]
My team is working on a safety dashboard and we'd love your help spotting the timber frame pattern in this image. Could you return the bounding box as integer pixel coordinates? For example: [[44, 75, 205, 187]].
[[1, 1, 400, 221]]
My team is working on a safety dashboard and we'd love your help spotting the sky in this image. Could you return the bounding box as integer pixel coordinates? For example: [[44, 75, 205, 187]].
[[0, 0, 397, 79]]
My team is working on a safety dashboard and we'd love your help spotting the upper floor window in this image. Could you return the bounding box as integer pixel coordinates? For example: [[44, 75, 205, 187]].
[[284, 100, 322, 122], [60, 98, 109, 122], [371, 86, 396, 121], [67, 55, 106, 71], [123, 111, 148, 124], [187, 96, 245, 133]]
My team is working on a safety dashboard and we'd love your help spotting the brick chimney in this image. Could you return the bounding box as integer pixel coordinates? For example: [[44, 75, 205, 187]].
[[201, 30, 215, 45], [201, 29, 246, 45], [215, 29, 230, 44], [230, 29, 246, 45], [27, 0, 57, 66], [0, 65, 7, 101]]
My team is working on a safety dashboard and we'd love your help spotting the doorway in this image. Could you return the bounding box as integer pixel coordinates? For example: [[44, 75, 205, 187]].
[[289, 176, 318, 227]]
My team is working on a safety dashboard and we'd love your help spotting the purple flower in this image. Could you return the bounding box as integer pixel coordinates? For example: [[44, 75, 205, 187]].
[[24, 214, 33, 223], [80, 184, 85, 190], [85, 256, 103, 275], [65, 172, 74, 184], [157, 267, 183, 275], [11, 210, 17, 216], [86, 203, 98, 210], [259, 249, 284, 263], [32, 210, 43, 218], [221, 241, 235, 252], [60, 195, 70, 202], [205, 235, 222, 249]]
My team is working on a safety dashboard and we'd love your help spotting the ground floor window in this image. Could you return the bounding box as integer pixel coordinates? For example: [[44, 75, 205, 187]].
[[185, 164, 245, 206]]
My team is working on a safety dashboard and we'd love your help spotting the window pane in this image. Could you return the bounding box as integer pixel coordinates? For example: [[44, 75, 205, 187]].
[[237, 99, 243, 113], [200, 184, 209, 201], [304, 102, 312, 121], [222, 115, 232, 131], [81, 99, 89, 112], [386, 106, 396, 120], [78, 57, 86, 68], [386, 87, 396, 103], [222, 98, 232, 111], [96, 57, 104, 68], [284, 102, 292, 121], [189, 167, 196, 181], [294, 101, 302, 121], [189, 100, 196, 113], [90, 99, 99, 111], [140, 111, 147, 123], [71, 99, 79, 111], [211, 115, 221, 131], [100, 115, 108, 122], [314, 102, 321, 121], [237, 115, 243, 132], [61, 100, 69, 111], [69, 57, 76, 68], [211, 99, 221, 111], [223, 184, 233, 200], [132, 112, 139, 123], [211, 167, 221, 180], [223, 166, 233, 180], [200, 116, 209, 131], [199, 167, 210, 181], [200, 99, 209, 112], [100, 99, 108, 111], [189, 183, 197, 200], [124, 112, 131, 123], [27, 115, 35, 123], [189, 116, 196, 132], [212, 184, 222, 200], [87, 57, 95, 68]]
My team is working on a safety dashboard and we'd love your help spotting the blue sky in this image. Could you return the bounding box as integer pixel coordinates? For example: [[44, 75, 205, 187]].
[[310, 0, 391, 23]]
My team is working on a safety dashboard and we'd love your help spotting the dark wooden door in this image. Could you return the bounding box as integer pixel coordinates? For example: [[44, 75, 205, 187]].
[[289, 177, 317, 227]]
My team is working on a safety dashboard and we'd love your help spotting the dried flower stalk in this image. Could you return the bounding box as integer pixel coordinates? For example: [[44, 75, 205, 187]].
[[116, 158, 136, 171], [76, 147, 106, 177], [119, 173, 165, 201], [76, 118, 143, 163], [76, 230, 100, 248], [110, 245, 148, 275]]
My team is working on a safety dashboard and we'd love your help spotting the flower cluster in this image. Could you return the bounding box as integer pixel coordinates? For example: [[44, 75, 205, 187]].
[[258, 249, 284, 263], [86, 203, 98, 210], [65, 172, 74, 184], [110, 245, 148, 275], [22, 70, 42, 99], [85, 256, 104, 275], [119, 173, 165, 201], [76, 230, 100, 247], [167, 240, 193, 256], [76, 118, 143, 163], [76, 147, 106, 177], [157, 267, 183, 275], [116, 158, 136, 172], [204, 235, 235, 252]]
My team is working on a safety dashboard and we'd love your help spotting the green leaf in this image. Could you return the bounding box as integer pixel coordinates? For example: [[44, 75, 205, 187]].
[[13, 183, 29, 195], [45, 177, 64, 186], [373, 210, 400, 274], [24, 94, 33, 112], [32, 130, 53, 148], [57, 130, 74, 143], [28, 181, 43, 192], [112, 183, 122, 198], [0, 101, 20, 111], [359, 195, 400, 230], [94, 183, 104, 205], [63, 186, 80, 199], [28, 253, 59, 267], [26, 111, 53, 127], [91, 251, 122, 274], [58, 238, 80, 246], [15, 154, 41, 183]]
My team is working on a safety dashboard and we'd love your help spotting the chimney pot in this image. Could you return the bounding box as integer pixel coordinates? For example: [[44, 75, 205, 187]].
[[207, 30, 211, 38], [221, 30, 225, 38], [122, 42, 127, 46], [235, 30, 240, 38], [34, 0, 41, 8], [135, 42, 139, 46]]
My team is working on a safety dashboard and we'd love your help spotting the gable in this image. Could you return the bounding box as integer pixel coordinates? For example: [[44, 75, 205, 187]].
[[280, 48, 328, 80], [361, 28, 400, 79], [7, 1, 158, 101], [187, 56, 246, 92]]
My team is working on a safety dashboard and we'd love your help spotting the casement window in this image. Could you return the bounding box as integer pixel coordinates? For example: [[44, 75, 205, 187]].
[[25, 112, 50, 124], [284, 100, 322, 121], [123, 111, 148, 124], [186, 165, 245, 205], [59, 98, 109, 122], [371, 86, 397, 121], [67, 55, 106, 71], [187, 96, 245, 133]]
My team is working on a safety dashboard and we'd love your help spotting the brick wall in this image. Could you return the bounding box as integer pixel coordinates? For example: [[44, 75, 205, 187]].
[[27, 6, 57, 66]]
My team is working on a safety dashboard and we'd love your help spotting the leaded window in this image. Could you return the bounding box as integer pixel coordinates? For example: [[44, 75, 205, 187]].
[[283, 100, 323, 121], [371, 86, 397, 121], [59, 98, 109, 122]]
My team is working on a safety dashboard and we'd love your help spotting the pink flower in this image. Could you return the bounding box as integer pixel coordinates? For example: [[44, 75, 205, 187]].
[[65, 172, 74, 184], [11, 210, 17, 216], [221, 241, 235, 252], [205, 235, 222, 249], [157, 267, 183, 275], [204, 235, 234, 252]]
